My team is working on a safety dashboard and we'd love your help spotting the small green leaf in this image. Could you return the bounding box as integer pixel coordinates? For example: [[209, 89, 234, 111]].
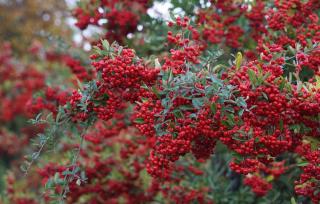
[[173, 109, 184, 118], [152, 86, 160, 98], [117, 46, 123, 55], [279, 119, 284, 131], [290, 197, 297, 204], [266, 175, 274, 182], [210, 103, 217, 114], [45, 179, 54, 189], [262, 92, 268, 100], [134, 118, 145, 124], [247, 69, 257, 86], [238, 109, 244, 116], [279, 77, 286, 91], [141, 97, 149, 103], [231, 152, 243, 161], [235, 97, 247, 108], [102, 40, 110, 50], [192, 98, 204, 109], [53, 172, 60, 183], [297, 161, 309, 167]]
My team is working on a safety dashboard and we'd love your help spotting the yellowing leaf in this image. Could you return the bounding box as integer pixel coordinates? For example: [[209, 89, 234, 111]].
[[235, 52, 243, 70]]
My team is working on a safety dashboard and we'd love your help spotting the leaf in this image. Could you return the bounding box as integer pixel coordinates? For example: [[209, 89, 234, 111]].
[[209, 75, 223, 86], [169, 10, 176, 21], [93, 46, 102, 55], [162, 69, 173, 84], [161, 97, 170, 109], [192, 98, 204, 109], [173, 109, 184, 118], [226, 113, 235, 126], [141, 83, 149, 90], [238, 109, 244, 116], [53, 172, 60, 183], [45, 179, 54, 189], [117, 46, 123, 55], [262, 72, 271, 81], [189, 113, 197, 119], [154, 58, 161, 68], [76, 179, 81, 186], [178, 105, 193, 111], [152, 86, 160, 98], [249, 105, 257, 111], [62, 170, 73, 176], [80, 171, 87, 180], [290, 197, 297, 204], [35, 113, 42, 121], [266, 175, 274, 182], [235, 52, 243, 70], [297, 161, 309, 167], [134, 118, 145, 124], [316, 75, 320, 89], [20, 164, 28, 172], [279, 77, 286, 91], [261, 92, 268, 100], [279, 119, 284, 131], [210, 103, 217, 114], [102, 40, 110, 50], [231, 152, 243, 161], [31, 152, 40, 160], [141, 97, 149, 103], [247, 69, 257, 86], [235, 97, 247, 108]]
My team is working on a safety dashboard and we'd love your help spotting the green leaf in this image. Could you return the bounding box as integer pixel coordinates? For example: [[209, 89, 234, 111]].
[[315, 75, 320, 89], [235, 97, 246, 108], [231, 152, 243, 161], [152, 86, 160, 98], [210, 103, 217, 114], [238, 109, 244, 116], [192, 98, 204, 109], [261, 92, 268, 100], [297, 161, 309, 167], [169, 10, 176, 21], [45, 179, 54, 189], [247, 69, 257, 86], [290, 197, 297, 204], [102, 40, 110, 50], [279, 77, 286, 91], [279, 119, 284, 131], [117, 46, 123, 55], [134, 118, 145, 124], [141, 97, 149, 103], [53, 172, 60, 183], [226, 113, 235, 126], [62, 170, 73, 176], [173, 109, 184, 118], [141, 83, 149, 90]]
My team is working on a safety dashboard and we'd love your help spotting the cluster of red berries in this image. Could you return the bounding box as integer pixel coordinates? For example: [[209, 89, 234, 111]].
[[73, 0, 151, 42]]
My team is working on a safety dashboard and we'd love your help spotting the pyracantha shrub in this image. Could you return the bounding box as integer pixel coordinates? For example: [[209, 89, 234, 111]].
[[1, 0, 320, 204]]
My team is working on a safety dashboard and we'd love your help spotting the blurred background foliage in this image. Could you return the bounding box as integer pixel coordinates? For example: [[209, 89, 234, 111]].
[[0, 0, 71, 56]]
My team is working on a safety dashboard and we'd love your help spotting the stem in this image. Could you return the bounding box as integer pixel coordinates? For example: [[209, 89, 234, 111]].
[[59, 126, 88, 203]]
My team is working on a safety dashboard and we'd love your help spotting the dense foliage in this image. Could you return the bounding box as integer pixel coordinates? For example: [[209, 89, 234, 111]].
[[0, 0, 319, 203]]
